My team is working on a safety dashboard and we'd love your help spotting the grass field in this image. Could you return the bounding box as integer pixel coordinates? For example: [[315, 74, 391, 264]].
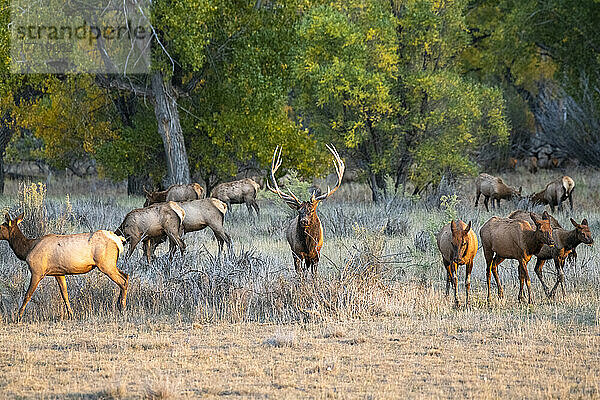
[[0, 169, 599, 399]]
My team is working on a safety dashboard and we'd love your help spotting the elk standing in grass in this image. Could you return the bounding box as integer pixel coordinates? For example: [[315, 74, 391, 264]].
[[210, 178, 261, 217], [480, 211, 555, 304], [0, 213, 128, 320], [530, 176, 575, 212], [144, 198, 232, 258], [508, 210, 593, 298], [268, 145, 344, 275], [116, 201, 186, 263], [144, 183, 204, 207], [474, 173, 522, 211], [436, 220, 478, 307]]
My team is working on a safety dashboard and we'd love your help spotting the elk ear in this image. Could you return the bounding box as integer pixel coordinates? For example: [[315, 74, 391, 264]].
[[285, 200, 300, 210], [450, 220, 457, 233], [542, 211, 550, 221], [518, 187, 522, 195], [530, 212, 541, 226], [15, 213, 24, 225], [582, 218, 589, 226], [465, 221, 472, 233], [4, 213, 10, 224]]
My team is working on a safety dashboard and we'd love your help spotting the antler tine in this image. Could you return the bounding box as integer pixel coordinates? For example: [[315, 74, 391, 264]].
[[314, 144, 345, 201], [267, 146, 302, 206]]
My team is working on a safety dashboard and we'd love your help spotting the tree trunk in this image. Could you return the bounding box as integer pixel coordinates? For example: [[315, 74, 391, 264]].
[[151, 72, 190, 186], [368, 171, 386, 202], [0, 115, 14, 195]]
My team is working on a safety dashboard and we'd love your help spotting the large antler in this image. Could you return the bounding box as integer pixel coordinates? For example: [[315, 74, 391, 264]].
[[267, 146, 302, 207], [313, 144, 345, 202]]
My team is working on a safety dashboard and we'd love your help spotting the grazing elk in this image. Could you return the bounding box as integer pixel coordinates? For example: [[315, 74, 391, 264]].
[[144, 198, 232, 258], [268, 145, 344, 275], [508, 210, 593, 298], [116, 201, 186, 263], [144, 183, 204, 207], [530, 176, 575, 212], [436, 220, 478, 306], [474, 173, 522, 212], [0, 213, 128, 320], [210, 178, 261, 216], [480, 211, 555, 304]]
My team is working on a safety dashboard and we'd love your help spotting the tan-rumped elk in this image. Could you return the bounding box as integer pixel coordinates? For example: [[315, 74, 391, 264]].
[[268, 145, 344, 275], [144, 183, 204, 207], [475, 173, 522, 211], [436, 220, 478, 307], [116, 201, 186, 263], [530, 176, 575, 212], [508, 210, 593, 298], [144, 198, 232, 258], [480, 211, 555, 304], [0, 213, 128, 320], [210, 178, 261, 216]]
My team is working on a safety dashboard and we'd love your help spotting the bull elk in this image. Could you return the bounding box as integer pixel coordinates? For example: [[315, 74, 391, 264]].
[[530, 176, 575, 212], [480, 211, 555, 304], [0, 213, 128, 320], [144, 183, 204, 207], [475, 173, 522, 211], [210, 178, 261, 216], [436, 220, 478, 307], [508, 210, 593, 298], [268, 144, 344, 275]]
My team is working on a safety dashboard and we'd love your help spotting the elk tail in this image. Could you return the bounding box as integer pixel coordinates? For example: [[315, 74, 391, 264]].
[[168, 201, 186, 232]]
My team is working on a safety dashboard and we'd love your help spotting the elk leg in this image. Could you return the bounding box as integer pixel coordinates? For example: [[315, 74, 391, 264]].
[[55, 275, 73, 318], [245, 201, 253, 216], [517, 263, 525, 303], [292, 253, 303, 275], [496, 198, 501, 209], [166, 231, 186, 258], [569, 192, 573, 211], [521, 260, 533, 304], [443, 260, 451, 296], [18, 273, 43, 321], [549, 258, 565, 298], [534, 258, 551, 297], [484, 250, 493, 302], [97, 262, 129, 312], [447, 262, 458, 306], [143, 239, 153, 263], [491, 257, 504, 299], [475, 190, 481, 207], [251, 201, 260, 216], [465, 261, 473, 307], [483, 196, 490, 212]]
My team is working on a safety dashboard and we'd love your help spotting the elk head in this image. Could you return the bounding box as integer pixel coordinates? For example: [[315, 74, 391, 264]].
[[450, 220, 471, 264], [570, 218, 593, 245], [531, 211, 555, 247], [0, 213, 24, 240]]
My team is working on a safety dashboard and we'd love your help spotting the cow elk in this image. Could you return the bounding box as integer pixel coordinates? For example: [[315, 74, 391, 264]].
[[210, 178, 261, 216], [475, 173, 522, 212], [145, 198, 232, 258], [268, 144, 344, 275], [116, 201, 186, 263], [530, 176, 575, 212], [0, 213, 128, 320], [508, 210, 593, 298], [436, 220, 478, 307], [480, 211, 555, 304], [144, 183, 204, 207]]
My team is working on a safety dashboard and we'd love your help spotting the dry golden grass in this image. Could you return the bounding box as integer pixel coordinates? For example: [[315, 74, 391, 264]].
[[1, 290, 599, 399]]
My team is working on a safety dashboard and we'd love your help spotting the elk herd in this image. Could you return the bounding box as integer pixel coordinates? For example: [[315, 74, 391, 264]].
[[0, 148, 593, 319]]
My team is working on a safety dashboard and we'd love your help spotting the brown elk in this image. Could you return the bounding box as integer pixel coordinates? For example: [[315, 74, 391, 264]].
[[436, 220, 478, 306], [144, 183, 204, 207], [475, 173, 522, 212], [267, 145, 344, 275], [530, 176, 575, 212], [508, 210, 593, 298], [116, 201, 186, 263], [144, 198, 232, 258], [0, 213, 128, 320], [480, 211, 555, 304], [210, 178, 261, 216]]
